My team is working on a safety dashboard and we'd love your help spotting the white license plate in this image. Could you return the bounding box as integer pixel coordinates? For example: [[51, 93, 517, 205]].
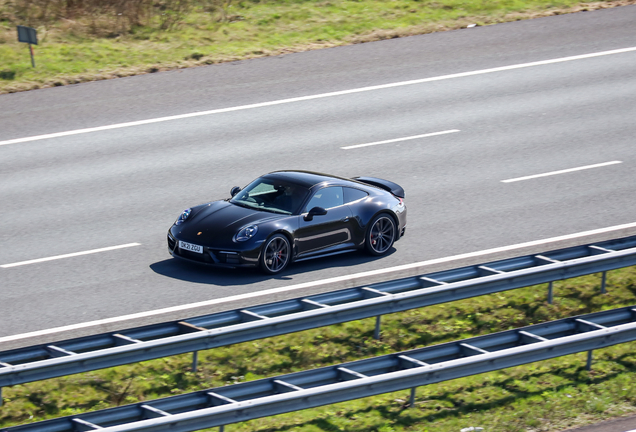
[[179, 241, 203, 254]]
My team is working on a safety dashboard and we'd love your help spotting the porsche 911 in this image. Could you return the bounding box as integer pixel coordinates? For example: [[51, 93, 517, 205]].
[[167, 171, 406, 274]]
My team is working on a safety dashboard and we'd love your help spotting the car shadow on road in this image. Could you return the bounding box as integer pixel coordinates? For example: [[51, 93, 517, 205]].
[[149, 249, 396, 286]]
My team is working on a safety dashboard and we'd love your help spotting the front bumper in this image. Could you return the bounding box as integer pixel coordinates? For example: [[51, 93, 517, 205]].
[[167, 230, 261, 268]]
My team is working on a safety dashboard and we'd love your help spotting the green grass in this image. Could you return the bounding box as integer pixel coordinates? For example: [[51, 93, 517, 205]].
[[0, 0, 634, 93], [1, 267, 635, 431]]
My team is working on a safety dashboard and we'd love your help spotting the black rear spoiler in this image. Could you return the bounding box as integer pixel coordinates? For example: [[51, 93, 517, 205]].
[[353, 177, 405, 199]]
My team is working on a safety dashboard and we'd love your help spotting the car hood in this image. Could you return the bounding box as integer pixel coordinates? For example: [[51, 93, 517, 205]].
[[174, 200, 285, 243]]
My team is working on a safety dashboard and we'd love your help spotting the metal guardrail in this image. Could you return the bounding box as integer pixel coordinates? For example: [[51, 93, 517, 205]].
[[1, 235, 636, 391], [4, 305, 636, 432]]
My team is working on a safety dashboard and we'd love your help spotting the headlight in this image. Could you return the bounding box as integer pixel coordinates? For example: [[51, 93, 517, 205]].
[[175, 208, 191, 226], [235, 225, 258, 242]]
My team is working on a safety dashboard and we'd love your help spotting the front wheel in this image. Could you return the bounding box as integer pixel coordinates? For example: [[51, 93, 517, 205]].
[[365, 214, 396, 256], [260, 234, 291, 274]]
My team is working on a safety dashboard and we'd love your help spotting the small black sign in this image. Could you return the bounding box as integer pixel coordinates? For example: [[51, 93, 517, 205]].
[[17, 25, 38, 45]]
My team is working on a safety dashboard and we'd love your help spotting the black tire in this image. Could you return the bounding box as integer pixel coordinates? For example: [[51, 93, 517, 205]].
[[365, 214, 396, 256], [260, 234, 291, 274]]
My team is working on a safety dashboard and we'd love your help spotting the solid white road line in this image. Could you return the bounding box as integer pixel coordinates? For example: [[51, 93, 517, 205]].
[[341, 130, 460, 150], [2, 221, 636, 345], [502, 161, 623, 183], [0, 243, 141, 268], [1, 46, 636, 147]]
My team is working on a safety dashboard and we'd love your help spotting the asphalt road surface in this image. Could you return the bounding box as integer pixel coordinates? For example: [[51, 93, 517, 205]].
[[1, 5, 636, 349], [566, 414, 636, 432]]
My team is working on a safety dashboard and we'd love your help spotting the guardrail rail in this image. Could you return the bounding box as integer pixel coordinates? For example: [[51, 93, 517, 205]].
[[4, 305, 636, 432], [1, 235, 636, 392]]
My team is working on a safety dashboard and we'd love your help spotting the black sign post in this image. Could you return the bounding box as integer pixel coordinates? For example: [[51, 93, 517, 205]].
[[17, 25, 38, 67]]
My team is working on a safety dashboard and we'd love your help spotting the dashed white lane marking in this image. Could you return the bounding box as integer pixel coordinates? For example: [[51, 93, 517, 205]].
[[1, 46, 636, 147], [2, 221, 636, 344], [0, 243, 141, 268], [502, 161, 623, 183], [341, 130, 460, 150]]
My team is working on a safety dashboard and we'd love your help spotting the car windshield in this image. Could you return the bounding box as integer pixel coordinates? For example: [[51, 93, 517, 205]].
[[230, 177, 309, 215]]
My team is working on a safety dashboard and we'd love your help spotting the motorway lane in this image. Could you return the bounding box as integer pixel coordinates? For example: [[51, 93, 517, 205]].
[[2, 5, 636, 140], [1, 7, 636, 344]]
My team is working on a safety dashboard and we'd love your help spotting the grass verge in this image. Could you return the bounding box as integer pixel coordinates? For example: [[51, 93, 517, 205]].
[[0, 267, 635, 431], [1, 0, 636, 94]]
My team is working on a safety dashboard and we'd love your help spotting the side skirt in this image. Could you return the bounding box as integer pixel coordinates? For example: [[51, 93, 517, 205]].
[[293, 249, 358, 263]]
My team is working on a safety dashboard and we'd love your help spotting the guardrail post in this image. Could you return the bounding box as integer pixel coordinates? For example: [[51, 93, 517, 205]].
[[0, 387, 3, 407], [219, 425, 224, 432], [374, 316, 382, 340], [586, 350, 593, 371], [600, 272, 608, 294], [547, 282, 554, 304], [409, 387, 416, 408], [192, 351, 199, 372]]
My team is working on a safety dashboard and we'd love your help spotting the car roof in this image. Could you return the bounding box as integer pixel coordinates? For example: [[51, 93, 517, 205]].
[[265, 170, 354, 189]]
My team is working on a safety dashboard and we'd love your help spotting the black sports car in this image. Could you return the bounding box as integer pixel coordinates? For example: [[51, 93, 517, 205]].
[[167, 171, 406, 274]]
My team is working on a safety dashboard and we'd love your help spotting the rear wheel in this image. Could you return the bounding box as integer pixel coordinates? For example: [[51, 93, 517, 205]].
[[365, 214, 396, 256], [260, 234, 291, 274]]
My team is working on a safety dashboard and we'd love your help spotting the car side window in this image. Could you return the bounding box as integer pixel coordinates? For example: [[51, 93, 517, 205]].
[[305, 186, 344, 211], [343, 187, 368, 204]]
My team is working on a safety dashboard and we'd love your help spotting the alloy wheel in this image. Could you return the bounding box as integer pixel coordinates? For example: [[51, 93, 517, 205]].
[[368, 216, 395, 255], [262, 235, 290, 274]]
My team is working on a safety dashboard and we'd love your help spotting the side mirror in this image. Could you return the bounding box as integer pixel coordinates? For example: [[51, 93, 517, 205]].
[[304, 206, 327, 221], [230, 186, 241, 197]]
